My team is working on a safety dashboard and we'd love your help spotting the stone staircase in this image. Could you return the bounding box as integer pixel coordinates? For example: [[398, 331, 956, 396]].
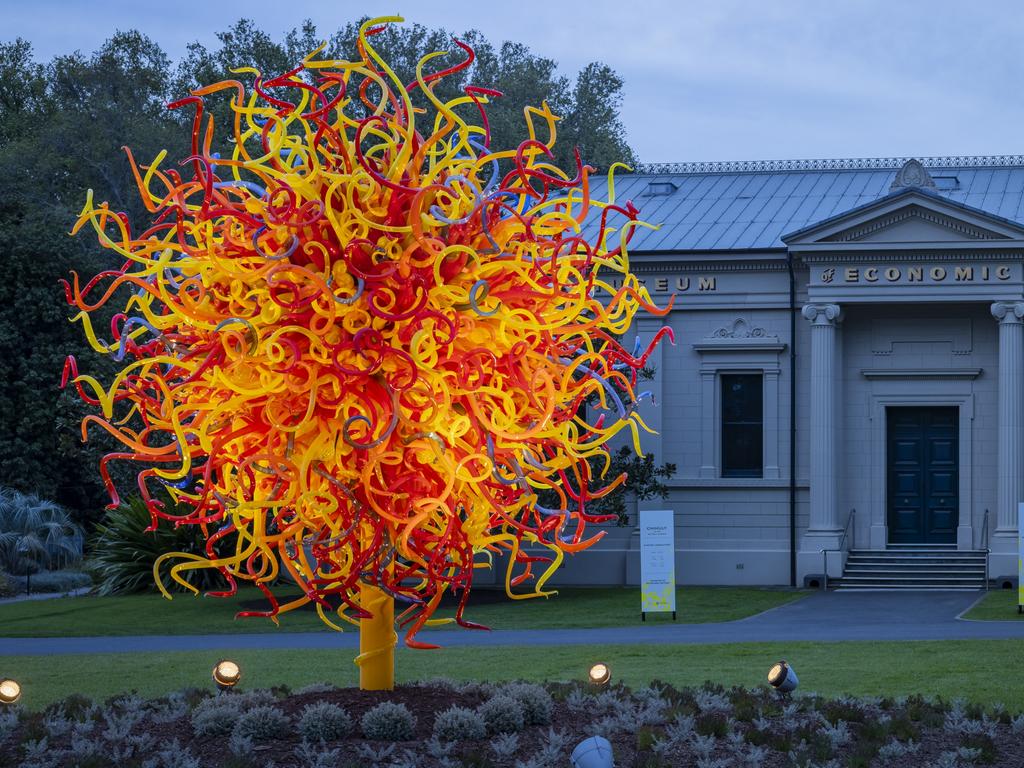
[[831, 544, 987, 591]]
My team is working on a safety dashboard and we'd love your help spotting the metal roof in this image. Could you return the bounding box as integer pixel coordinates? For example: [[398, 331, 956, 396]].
[[587, 157, 1024, 252]]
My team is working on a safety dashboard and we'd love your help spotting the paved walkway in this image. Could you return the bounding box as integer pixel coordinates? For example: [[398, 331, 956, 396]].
[[0, 587, 91, 606], [0, 591, 1022, 656]]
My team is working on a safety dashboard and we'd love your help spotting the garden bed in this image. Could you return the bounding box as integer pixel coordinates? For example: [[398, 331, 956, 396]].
[[2, 678, 1024, 767]]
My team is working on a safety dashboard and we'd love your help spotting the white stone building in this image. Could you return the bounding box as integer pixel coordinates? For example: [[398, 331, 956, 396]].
[[517, 156, 1024, 590]]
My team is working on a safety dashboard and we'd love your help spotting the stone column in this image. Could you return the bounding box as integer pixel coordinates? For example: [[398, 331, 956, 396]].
[[990, 301, 1024, 569], [798, 303, 843, 578]]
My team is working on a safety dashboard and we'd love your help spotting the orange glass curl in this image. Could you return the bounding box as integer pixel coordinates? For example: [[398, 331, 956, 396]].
[[62, 16, 673, 648]]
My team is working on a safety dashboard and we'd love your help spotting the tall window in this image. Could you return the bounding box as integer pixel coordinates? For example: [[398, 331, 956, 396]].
[[721, 373, 763, 477]]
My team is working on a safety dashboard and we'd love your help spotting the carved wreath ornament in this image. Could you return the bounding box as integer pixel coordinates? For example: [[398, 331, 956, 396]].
[[710, 318, 770, 339]]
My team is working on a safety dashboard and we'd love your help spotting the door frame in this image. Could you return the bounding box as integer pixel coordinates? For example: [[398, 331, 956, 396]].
[[868, 393, 974, 550], [885, 405, 959, 545]]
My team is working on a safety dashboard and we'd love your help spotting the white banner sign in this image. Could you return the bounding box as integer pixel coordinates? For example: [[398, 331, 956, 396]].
[[640, 509, 676, 615], [1018, 503, 1024, 610]]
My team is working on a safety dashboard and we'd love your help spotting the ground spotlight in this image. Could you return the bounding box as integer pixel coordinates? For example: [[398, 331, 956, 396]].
[[571, 735, 614, 768], [212, 660, 241, 690], [588, 662, 611, 686], [767, 659, 798, 693], [0, 679, 21, 705]]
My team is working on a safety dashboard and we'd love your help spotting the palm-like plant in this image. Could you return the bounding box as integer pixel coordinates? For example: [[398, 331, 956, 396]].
[[88, 495, 231, 594], [0, 487, 84, 574]]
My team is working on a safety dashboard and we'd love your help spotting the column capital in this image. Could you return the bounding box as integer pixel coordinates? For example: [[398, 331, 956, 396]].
[[801, 302, 842, 326], [991, 301, 1024, 323]]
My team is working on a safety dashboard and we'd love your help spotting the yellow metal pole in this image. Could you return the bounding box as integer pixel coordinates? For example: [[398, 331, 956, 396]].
[[358, 580, 395, 690]]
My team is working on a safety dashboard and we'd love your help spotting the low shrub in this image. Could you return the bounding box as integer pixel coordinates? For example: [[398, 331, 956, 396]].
[[0, 572, 14, 598], [232, 705, 290, 742], [432, 706, 487, 742], [191, 698, 241, 737], [478, 694, 525, 735], [230, 690, 279, 710], [298, 701, 351, 742], [502, 682, 553, 726], [360, 701, 416, 741]]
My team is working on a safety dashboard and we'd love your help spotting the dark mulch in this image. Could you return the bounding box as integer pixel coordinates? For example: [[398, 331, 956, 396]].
[[4, 681, 1024, 767]]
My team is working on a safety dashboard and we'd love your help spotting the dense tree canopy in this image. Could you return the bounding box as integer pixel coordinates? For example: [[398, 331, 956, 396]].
[[0, 18, 639, 527]]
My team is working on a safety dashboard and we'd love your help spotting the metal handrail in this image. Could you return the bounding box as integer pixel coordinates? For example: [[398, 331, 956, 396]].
[[821, 509, 855, 590], [980, 509, 990, 591]]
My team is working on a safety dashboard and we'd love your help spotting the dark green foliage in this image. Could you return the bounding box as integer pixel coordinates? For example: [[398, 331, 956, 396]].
[[87, 495, 230, 594], [456, 754, 496, 768], [0, 33, 185, 527], [560, 62, 637, 170], [961, 733, 998, 764], [68, 756, 111, 768], [695, 711, 728, 737], [855, 717, 889, 744], [590, 446, 677, 525], [965, 701, 986, 720], [44, 693, 94, 721], [16, 712, 46, 743], [635, 725, 658, 750], [886, 714, 919, 742], [633, 752, 665, 768], [727, 687, 762, 722], [821, 699, 868, 724], [746, 727, 770, 746], [844, 717, 889, 765], [786, 739, 832, 765]]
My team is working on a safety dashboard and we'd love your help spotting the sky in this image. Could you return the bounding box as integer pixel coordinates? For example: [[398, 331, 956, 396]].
[[4, 0, 1024, 164]]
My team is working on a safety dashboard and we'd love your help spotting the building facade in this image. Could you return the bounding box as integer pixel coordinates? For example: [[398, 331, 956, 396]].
[[494, 156, 1024, 590]]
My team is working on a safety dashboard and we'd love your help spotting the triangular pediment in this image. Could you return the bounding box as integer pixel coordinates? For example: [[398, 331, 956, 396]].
[[821, 204, 1008, 243], [782, 187, 1024, 248]]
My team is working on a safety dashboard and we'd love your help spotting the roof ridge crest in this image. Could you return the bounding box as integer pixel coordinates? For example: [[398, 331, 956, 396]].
[[634, 156, 1024, 175]]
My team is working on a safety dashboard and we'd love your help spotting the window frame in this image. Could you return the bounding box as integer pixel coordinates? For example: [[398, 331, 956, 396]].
[[692, 318, 785, 481], [719, 372, 765, 478]]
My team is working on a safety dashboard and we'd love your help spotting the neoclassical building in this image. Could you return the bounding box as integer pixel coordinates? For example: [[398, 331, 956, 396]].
[[514, 156, 1024, 590]]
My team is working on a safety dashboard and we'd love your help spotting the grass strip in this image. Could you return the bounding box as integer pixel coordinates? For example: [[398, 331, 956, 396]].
[[960, 588, 1024, 621], [1, 638, 1021, 710], [0, 586, 807, 637]]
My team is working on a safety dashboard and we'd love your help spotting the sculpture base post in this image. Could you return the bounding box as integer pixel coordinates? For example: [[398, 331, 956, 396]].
[[358, 582, 395, 691]]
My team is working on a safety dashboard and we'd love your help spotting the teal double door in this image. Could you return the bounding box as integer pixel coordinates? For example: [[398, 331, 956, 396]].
[[886, 407, 958, 545]]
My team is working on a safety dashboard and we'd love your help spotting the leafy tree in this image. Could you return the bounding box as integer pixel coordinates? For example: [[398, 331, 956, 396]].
[[171, 18, 632, 172], [0, 34, 183, 525], [561, 62, 637, 169], [597, 446, 677, 525]]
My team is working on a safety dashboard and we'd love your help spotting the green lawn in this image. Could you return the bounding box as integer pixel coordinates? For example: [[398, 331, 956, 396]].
[[0, 586, 807, 637], [2, 638, 1022, 710], [960, 588, 1024, 620]]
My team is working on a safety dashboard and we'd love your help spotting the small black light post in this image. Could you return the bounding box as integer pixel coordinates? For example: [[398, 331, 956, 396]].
[[16, 543, 31, 596]]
